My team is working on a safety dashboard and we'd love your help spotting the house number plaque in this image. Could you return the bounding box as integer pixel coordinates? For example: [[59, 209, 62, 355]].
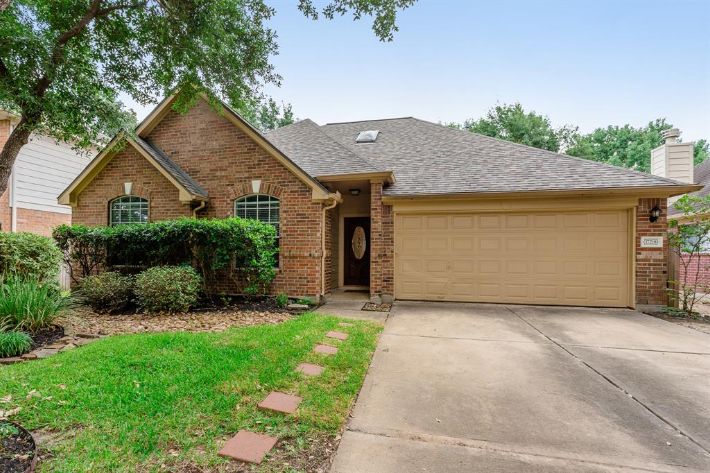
[[640, 236, 663, 248], [352, 226, 367, 260]]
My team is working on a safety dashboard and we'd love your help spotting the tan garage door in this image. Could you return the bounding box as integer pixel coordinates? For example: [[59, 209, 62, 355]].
[[395, 210, 631, 307]]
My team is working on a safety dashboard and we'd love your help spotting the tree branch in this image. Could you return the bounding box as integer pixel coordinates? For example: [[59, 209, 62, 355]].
[[97, 1, 147, 17]]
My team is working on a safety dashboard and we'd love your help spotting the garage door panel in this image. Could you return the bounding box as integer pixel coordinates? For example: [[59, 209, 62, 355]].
[[395, 209, 630, 307]]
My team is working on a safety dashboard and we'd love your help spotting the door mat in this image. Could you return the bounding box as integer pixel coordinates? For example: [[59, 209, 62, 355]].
[[362, 302, 391, 312]]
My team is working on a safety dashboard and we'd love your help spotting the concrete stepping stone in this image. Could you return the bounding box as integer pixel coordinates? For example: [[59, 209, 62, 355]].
[[314, 344, 338, 355], [296, 363, 324, 376], [219, 430, 277, 464], [258, 391, 302, 414], [326, 330, 349, 340]]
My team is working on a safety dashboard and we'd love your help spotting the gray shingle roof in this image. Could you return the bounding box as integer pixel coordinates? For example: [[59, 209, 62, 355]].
[[319, 117, 690, 196], [133, 136, 208, 198], [265, 119, 382, 176]]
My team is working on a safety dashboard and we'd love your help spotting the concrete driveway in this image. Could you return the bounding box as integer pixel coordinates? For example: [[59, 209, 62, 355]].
[[331, 302, 710, 473]]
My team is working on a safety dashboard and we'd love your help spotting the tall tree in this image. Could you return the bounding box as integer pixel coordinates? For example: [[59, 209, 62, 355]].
[[456, 103, 576, 153], [566, 119, 708, 173], [0, 0, 416, 196]]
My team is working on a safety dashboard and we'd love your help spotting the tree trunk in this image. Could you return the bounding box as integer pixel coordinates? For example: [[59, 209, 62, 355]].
[[0, 116, 34, 196]]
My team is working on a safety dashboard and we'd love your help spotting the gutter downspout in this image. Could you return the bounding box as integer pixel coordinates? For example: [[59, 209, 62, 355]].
[[192, 200, 207, 218], [321, 192, 342, 299], [9, 169, 16, 232]]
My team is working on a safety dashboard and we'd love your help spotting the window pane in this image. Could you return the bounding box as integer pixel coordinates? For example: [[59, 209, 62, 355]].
[[110, 196, 149, 226]]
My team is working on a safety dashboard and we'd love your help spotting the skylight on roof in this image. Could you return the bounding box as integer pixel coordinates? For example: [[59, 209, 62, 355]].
[[355, 130, 379, 143]]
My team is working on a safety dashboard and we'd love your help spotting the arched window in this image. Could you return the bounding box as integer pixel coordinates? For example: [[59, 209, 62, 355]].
[[234, 195, 280, 235], [235, 195, 280, 266], [109, 196, 149, 226]]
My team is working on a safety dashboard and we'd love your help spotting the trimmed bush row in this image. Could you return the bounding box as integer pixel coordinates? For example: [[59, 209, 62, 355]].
[[81, 266, 202, 314], [54, 218, 278, 295]]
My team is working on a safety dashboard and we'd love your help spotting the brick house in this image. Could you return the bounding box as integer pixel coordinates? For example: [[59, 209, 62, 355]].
[[59, 93, 698, 308], [0, 111, 96, 236]]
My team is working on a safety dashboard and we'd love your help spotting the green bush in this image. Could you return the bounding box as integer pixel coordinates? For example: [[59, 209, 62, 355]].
[[80, 272, 134, 313], [0, 331, 32, 358], [275, 293, 289, 308], [0, 276, 67, 332], [0, 232, 63, 282], [54, 218, 277, 294], [134, 266, 202, 314]]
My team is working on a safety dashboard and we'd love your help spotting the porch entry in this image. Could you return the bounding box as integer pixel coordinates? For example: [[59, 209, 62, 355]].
[[344, 217, 371, 286]]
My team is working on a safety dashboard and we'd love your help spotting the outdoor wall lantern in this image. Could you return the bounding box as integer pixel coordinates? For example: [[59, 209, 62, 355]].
[[649, 206, 661, 223], [349, 188, 361, 196]]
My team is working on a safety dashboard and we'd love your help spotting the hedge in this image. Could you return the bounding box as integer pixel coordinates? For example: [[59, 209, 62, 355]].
[[0, 232, 63, 282], [53, 218, 278, 295]]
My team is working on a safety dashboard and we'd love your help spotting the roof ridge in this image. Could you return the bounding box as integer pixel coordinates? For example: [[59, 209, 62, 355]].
[[324, 116, 414, 126], [411, 117, 689, 187]]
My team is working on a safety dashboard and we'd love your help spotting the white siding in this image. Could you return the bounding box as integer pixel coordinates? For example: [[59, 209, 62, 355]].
[[13, 135, 95, 214]]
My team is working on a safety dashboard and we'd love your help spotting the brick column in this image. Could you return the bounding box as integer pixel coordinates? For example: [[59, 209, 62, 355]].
[[370, 181, 383, 302], [636, 197, 668, 306]]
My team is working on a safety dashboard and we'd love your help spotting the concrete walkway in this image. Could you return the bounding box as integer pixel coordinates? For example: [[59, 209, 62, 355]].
[[331, 302, 710, 473]]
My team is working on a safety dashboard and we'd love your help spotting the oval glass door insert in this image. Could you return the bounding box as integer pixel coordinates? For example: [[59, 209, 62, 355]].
[[352, 226, 367, 260]]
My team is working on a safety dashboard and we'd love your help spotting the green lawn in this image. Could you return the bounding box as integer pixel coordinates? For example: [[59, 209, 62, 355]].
[[0, 313, 381, 472]]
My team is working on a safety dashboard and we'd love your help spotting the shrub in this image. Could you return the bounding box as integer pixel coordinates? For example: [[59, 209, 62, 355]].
[[0, 276, 67, 332], [0, 232, 63, 282], [275, 293, 289, 308], [134, 266, 202, 313], [0, 331, 32, 358], [54, 218, 277, 294], [80, 272, 134, 313]]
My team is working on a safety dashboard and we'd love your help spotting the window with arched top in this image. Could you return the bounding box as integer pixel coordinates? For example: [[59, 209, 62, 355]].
[[235, 194, 280, 266], [109, 196, 149, 226], [234, 194, 280, 235]]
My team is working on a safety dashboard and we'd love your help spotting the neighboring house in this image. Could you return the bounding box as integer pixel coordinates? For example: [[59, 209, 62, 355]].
[[59, 93, 698, 308], [658, 131, 710, 287], [0, 111, 96, 236]]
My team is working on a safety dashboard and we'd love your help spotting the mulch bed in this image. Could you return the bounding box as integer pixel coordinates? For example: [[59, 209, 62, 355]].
[[28, 325, 64, 351], [60, 305, 294, 337], [0, 421, 36, 473], [644, 311, 710, 335]]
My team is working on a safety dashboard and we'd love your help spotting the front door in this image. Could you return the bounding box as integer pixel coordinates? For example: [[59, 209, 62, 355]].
[[344, 217, 370, 286]]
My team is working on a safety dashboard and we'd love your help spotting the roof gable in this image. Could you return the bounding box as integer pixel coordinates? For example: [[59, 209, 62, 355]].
[[135, 93, 331, 200], [58, 134, 208, 206]]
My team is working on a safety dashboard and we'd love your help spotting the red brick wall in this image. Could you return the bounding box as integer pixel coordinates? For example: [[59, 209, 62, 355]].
[[325, 206, 338, 292], [368, 182, 394, 302], [636, 198, 668, 306], [678, 254, 710, 290], [73, 146, 190, 225], [15, 208, 70, 237], [73, 99, 324, 299]]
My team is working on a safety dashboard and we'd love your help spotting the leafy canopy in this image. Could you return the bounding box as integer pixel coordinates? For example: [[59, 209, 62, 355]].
[[566, 119, 709, 173], [451, 103, 576, 153], [0, 0, 416, 194]]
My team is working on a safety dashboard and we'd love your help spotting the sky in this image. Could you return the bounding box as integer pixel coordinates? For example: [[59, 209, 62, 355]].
[[125, 0, 710, 142]]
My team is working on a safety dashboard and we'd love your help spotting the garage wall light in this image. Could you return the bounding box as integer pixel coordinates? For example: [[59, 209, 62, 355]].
[[649, 206, 661, 223]]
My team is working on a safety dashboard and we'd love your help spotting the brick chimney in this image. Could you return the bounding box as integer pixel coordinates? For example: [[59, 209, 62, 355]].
[[651, 128, 694, 203]]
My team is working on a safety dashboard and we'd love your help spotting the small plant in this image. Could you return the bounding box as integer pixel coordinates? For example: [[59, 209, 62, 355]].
[[297, 298, 313, 306], [134, 266, 202, 314], [0, 331, 33, 358], [0, 276, 67, 332], [0, 422, 20, 437], [0, 232, 63, 282], [80, 272, 134, 314], [275, 293, 289, 308]]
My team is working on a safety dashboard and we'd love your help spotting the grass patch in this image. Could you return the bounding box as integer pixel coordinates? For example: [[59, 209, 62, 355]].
[[0, 313, 381, 472]]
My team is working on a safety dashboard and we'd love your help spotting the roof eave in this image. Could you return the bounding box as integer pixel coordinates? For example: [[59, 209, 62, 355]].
[[316, 171, 395, 184], [381, 184, 704, 204]]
